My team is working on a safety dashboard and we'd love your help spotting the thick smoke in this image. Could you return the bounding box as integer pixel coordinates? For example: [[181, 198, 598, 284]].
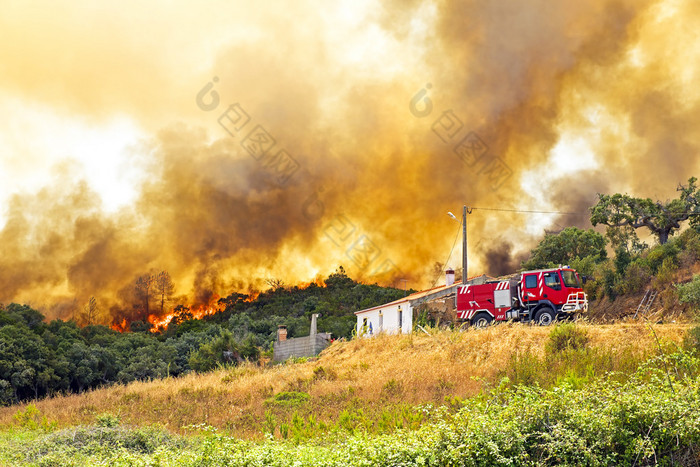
[[1, 0, 700, 323]]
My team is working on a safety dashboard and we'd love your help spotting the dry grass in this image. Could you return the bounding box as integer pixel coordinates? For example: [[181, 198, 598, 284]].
[[0, 323, 690, 439]]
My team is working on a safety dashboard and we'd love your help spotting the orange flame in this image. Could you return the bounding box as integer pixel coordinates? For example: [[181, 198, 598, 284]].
[[111, 318, 128, 332], [245, 291, 259, 302], [147, 295, 225, 333]]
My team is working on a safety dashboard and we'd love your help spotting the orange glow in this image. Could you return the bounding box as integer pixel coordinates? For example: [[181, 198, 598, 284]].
[[244, 291, 260, 302], [111, 318, 128, 333], [147, 296, 226, 333]]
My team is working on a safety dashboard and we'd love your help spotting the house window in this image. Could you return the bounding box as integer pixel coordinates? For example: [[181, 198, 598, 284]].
[[398, 306, 403, 330], [362, 317, 368, 335]]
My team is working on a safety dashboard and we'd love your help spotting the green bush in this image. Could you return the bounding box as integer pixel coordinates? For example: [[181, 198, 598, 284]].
[[546, 323, 589, 354], [683, 325, 700, 351], [676, 275, 700, 308], [602, 266, 618, 301], [644, 241, 681, 273], [616, 261, 652, 294], [654, 256, 678, 288], [613, 246, 632, 275], [678, 229, 700, 261], [12, 405, 55, 432], [95, 412, 120, 428], [265, 391, 310, 408]]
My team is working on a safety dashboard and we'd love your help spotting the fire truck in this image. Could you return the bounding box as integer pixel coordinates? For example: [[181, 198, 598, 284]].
[[456, 267, 588, 326]]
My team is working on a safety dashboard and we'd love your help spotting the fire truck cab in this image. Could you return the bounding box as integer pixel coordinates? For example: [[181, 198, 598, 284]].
[[456, 267, 587, 326]]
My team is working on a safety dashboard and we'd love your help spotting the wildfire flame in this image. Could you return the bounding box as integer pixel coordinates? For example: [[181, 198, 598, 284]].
[[111, 318, 129, 333], [147, 296, 226, 333], [107, 291, 261, 334]]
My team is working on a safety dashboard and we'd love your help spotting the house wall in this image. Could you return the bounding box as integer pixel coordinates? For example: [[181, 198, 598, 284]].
[[356, 302, 412, 337]]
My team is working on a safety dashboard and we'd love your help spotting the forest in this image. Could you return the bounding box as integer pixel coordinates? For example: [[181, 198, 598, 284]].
[[0, 268, 408, 405]]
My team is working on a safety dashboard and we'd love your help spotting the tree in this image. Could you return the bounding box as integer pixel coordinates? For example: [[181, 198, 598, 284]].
[[134, 274, 155, 320], [324, 266, 356, 289], [522, 227, 607, 270], [590, 177, 700, 245], [189, 330, 241, 372], [154, 271, 175, 315], [80, 296, 98, 326], [265, 278, 285, 290]]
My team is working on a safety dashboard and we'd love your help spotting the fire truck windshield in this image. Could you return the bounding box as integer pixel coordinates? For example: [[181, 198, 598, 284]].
[[562, 270, 581, 288]]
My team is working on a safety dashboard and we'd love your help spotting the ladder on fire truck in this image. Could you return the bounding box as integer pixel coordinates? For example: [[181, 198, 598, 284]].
[[634, 289, 658, 318]]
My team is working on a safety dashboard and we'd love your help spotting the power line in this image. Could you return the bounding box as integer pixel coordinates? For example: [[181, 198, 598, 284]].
[[469, 206, 585, 215], [469, 206, 700, 216], [432, 219, 462, 288]]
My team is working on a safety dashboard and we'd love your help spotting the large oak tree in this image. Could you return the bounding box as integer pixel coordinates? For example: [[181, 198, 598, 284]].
[[590, 177, 700, 245]]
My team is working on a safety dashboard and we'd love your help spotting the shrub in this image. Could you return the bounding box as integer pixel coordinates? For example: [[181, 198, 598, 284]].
[[617, 261, 652, 295], [654, 257, 678, 289], [25, 425, 181, 460], [644, 241, 681, 273], [683, 325, 700, 351], [95, 412, 120, 428], [602, 267, 618, 301], [312, 365, 337, 381], [614, 247, 632, 275], [676, 275, 700, 308], [546, 323, 589, 354], [13, 404, 55, 432], [381, 379, 403, 397], [265, 391, 310, 408], [678, 229, 700, 262]]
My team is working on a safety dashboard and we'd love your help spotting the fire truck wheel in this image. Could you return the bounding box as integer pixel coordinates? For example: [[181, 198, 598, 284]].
[[472, 312, 493, 328], [534, 307, 555, 326]]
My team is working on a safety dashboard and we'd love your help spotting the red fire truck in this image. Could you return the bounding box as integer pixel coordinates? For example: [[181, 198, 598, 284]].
[[456, 267, 588, 326]]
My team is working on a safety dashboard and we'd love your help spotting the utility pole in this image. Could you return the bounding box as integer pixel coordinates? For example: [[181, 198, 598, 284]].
[[462, 205, 468, 285]]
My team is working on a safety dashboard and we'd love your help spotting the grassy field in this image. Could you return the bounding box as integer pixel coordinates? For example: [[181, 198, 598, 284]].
[[0, 322, 690, 438], [0, 322, 697, 466]]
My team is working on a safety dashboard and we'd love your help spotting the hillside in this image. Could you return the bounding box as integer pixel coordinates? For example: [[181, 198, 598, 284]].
[[0, 322, 689, 440]]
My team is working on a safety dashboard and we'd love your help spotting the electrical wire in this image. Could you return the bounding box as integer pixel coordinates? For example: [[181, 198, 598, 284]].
[[469, 206, 584, 215], [432, 219, 462, 288], [469, 206, 700, 216]]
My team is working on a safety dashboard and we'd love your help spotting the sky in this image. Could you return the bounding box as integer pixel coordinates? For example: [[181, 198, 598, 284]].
[[1, 0, 700, 322]]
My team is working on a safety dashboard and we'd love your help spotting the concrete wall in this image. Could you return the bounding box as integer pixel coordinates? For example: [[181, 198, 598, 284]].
[[273, 333, 331, 362]]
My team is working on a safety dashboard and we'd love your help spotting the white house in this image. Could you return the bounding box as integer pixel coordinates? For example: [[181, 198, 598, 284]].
[[354, 296, 412, 337], [354, 270, 494, 337]]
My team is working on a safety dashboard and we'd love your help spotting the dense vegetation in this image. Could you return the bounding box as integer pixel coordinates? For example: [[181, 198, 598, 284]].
[[0, 268, 408, 405]]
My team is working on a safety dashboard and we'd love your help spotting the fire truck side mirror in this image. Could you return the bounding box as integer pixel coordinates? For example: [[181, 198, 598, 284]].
[[581, 275, 588, 285]]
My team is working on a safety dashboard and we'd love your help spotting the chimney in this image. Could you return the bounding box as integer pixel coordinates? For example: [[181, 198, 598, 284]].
[[445, 268, 455, 286], [310, 313, 319, 337], [310, 313, 319, 354], [277, 325, 287, 342]]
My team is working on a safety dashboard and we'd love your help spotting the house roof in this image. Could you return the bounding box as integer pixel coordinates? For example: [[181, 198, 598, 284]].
[[354, 274, 494, 315]]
